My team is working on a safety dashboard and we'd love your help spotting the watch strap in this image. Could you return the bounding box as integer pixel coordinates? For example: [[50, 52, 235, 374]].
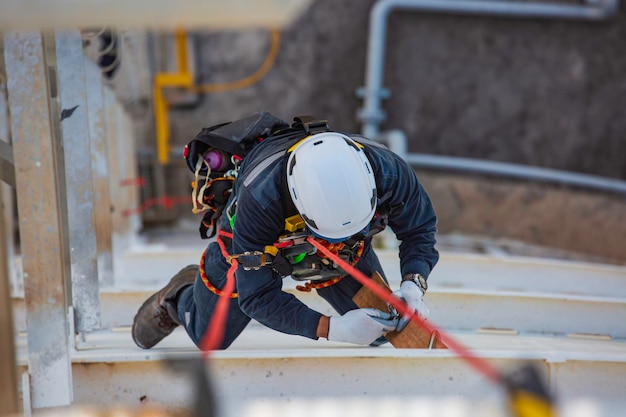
[[401, 273, 428, 292]]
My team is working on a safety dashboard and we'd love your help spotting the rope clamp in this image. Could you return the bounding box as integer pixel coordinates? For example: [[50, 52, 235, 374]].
[[228, 251, 273, 270]]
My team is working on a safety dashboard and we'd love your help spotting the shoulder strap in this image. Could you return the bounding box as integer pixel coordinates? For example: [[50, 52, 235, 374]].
[[280, 158, 299, 219]]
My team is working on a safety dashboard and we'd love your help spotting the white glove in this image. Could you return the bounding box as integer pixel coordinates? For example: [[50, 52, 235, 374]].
[[392, 280, 430, 331], [328, 308, 399, 345]]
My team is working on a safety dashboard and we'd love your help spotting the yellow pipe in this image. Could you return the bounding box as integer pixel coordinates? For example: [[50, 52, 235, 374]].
[[154, 71, 193, 164], [154, 28, 193, 164], [154, 77, 170, 164], [175, 28, 190, 75], [154, 28, 280, 164], [192, 29, 281, 94]]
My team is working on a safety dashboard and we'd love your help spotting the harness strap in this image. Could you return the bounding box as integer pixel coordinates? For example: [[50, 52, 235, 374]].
[[295, 277, 344, 292], [199, 229, 239, 298], [206, 228, 359, 298]]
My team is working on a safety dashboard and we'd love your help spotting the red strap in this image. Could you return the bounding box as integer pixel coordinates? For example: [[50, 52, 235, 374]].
[[199, 246, 238, 299], [295, 276, 343, 292]]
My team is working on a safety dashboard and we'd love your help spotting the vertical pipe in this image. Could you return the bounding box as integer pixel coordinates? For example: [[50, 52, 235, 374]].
[[56, 30, 102, 332], [4, 31, 73, 408], [360, 1, 392, 139], [175, 28, 190, 74], [153, 76, 170, 164]]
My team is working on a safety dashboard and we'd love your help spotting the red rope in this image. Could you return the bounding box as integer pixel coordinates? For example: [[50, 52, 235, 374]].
[[199, 229, 237, 354], [199, 259, 237, 354], [306, 236, 503, 385], [119, 177, 145, 187], [199, 246, 238, 298]]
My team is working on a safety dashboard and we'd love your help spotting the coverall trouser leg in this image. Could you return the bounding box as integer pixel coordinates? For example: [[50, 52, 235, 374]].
[[175, 242, 251, 349]]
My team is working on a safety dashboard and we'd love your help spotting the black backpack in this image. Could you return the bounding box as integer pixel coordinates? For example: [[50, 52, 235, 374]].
[[184, 112, 328, 238]]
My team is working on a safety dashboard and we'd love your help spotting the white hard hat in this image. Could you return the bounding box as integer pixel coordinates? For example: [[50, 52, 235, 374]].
[[286, 132, 377, 241]]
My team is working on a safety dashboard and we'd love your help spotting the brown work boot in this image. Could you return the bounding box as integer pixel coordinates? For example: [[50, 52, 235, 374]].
[[132, 264, 198, 349]]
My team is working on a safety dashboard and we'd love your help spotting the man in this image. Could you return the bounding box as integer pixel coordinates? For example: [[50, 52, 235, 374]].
[[132, 113, 439, 349]]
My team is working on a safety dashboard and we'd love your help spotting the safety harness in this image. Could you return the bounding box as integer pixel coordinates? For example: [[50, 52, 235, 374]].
[[185, 113, 394, 296]]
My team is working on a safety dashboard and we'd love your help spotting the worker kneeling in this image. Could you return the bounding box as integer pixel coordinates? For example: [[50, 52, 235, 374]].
[[131, 113, 438, 349]]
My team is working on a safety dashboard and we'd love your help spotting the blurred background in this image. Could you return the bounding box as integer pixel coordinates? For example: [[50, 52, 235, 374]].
[[69, 0, 626, 264]]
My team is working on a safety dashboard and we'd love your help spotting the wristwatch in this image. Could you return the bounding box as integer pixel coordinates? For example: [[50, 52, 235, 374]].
[[401, 273, 428, 293]]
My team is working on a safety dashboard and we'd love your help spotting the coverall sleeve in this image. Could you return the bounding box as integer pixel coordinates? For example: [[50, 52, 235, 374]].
[[232, 185, 323, 340], [371, 148, 439, 279]]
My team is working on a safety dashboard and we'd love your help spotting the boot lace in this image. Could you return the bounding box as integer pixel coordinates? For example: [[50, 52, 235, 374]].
[[154, 305, 176, 330]]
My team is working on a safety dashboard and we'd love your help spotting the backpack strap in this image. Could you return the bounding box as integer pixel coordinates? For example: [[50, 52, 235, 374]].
[[278, 115, 330, 220], [291, 115, 329, 134]]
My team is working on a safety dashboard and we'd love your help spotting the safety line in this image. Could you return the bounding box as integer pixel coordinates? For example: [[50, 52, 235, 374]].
[[121, 195, 191, 216], [195, 230, 503, 384], [306, 236, 504, 384], [199, 258, 237, 354]]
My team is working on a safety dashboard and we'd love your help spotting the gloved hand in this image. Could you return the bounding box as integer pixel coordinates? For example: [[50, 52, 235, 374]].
[[328, 308, 399, 345], [392, 280, 430, 332]]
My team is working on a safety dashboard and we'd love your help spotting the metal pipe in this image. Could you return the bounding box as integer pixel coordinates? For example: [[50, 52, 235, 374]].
[[377, 129, 626, 194], [359, 0, 623, 194], [405, 152, 626, 194], [358, 0, 619, 138]]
